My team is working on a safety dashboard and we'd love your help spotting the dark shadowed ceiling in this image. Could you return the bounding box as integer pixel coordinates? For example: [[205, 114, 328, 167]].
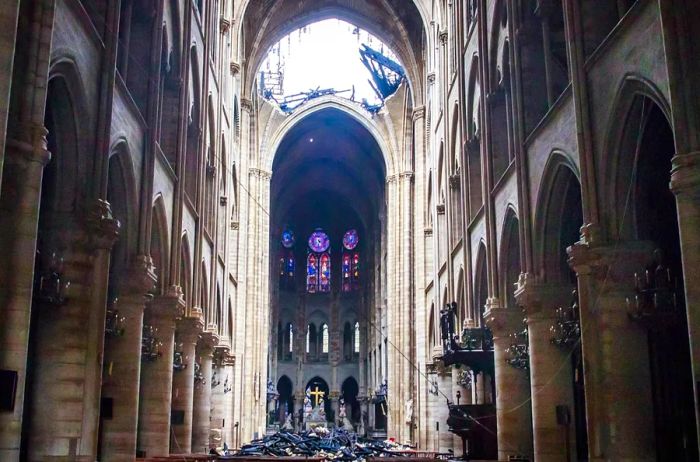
[[270, 108, 385, 247]]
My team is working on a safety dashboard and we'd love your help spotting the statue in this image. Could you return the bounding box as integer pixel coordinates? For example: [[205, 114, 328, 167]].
[[404, 398, 413, 424], [378, 379, 388, 396], [304, 393, 313, 418], [282, 413, 294, 431], [338, 399, 347, 419]]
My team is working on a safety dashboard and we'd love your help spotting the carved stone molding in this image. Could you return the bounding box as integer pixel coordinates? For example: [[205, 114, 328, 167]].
[[436, 203, 445, 214], [670, 151, 700, 195], [449, 173, 460, 189], [240, 97, 253, 112], [6, 123, 51, 165], [220, 16, 231, 34], [412, 106, 426, 121], [118, 254, 157, 297], [230, 62, 240, 76], [424, 227, 433, 237], [427, 72, 436, 84], [84, 199, 120, 250], [249, 167, 271, 180]]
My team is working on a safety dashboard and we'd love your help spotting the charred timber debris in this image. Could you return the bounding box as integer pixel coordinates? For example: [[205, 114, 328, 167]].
[[232, 429, 419, 460]]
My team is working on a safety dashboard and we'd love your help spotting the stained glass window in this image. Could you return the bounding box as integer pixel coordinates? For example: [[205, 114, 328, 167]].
[[343, 229, 359, 250], [307, 229, 331, 293], [307, 254, 318, 293], [342, 230, 360, 292], [319, 253, 331, 293], [280, 228, 296, 290], [309, 229, 330, 252]]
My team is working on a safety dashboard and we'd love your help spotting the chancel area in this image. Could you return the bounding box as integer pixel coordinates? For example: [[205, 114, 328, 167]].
[[0, 1, 699, 461]]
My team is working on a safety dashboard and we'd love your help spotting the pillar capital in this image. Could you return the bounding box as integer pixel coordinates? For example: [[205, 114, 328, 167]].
[[670, 150, 700, 196], [83, 198, 120, 250], [514, 276, 573, 319], [567, 239, 655, 284], [149, 287, 186, 321], [177, 316, 205, 343], [5, 123, 51, 165], [118, 255, 157, 299], [197, 331, 219, 355], [213, 345, 235, 367], [483, 306, 525, 337]]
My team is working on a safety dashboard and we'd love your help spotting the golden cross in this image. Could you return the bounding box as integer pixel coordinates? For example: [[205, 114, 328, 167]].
[[309, 386, 325, 407]]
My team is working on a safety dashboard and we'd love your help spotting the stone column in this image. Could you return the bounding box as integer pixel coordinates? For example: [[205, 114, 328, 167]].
[[484, 303, 533, 461], [170, 317, 203, 454], [210, 346, 230, 448], [100, 263, 156, 462], [568, 241, 656, 461], [192, 332, 218, 453], [670, 151, 700, 446], [0, 126, 50, 460], [329, 390, 340, 426], [222, 354, 236, 445], [136, 288, 185, 457], [516, 280, 575, 462]]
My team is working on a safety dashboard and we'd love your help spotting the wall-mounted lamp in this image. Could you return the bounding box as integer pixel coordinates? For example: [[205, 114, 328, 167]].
[[36, 251, 70, 306]]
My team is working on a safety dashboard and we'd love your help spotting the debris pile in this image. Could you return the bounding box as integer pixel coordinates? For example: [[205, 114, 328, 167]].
[[231, 429, 413, 461]]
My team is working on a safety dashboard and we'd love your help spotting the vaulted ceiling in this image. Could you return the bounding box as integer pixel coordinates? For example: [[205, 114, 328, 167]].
[[270, 107, 385, 245]]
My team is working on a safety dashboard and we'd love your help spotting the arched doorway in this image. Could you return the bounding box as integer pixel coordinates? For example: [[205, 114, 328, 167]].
[[276, 376, 294, 425], [341, 376, 360, 424], [613, 95, 697, 460]]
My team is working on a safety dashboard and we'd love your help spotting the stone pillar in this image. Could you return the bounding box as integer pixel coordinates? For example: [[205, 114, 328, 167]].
[[170, 317, 203, 454], [100, 263, 156, 462], [210, 346, 230, 448], [516, 281, 575, 462], [0, 127, 50, 460], [221, 354, 236, 445], [436, 370, 453, 453], [568, 241, 656, 461], [670, 151, 700, 446], [136, 289, 185, 457], [192, 332, 218, 453], [484, 303, 533, 461], [329, 391, 340, 426]]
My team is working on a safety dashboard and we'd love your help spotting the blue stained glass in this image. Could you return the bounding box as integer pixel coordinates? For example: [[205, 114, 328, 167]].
[[282, 228, 296, 248], [342, 229, 359, 250], [308, 229, 330, 253]]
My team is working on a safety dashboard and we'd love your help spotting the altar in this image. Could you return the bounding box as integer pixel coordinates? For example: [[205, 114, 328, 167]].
[[304, 386, 329, 431]]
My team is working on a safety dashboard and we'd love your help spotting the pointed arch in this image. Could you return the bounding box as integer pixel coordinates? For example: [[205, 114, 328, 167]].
[[499, 207, 520, 309], [601, 75, 672, 241], [179, 232, 192, 307], [533, 152, 582, 283], [474, 242, 488, 324], [106, 142, 138, 273], [150, 195, 170, 293], [200, 260, 209, 323]]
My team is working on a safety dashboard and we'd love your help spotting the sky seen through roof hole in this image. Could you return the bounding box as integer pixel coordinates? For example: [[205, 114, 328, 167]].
[[259, 19, 402, 108]]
